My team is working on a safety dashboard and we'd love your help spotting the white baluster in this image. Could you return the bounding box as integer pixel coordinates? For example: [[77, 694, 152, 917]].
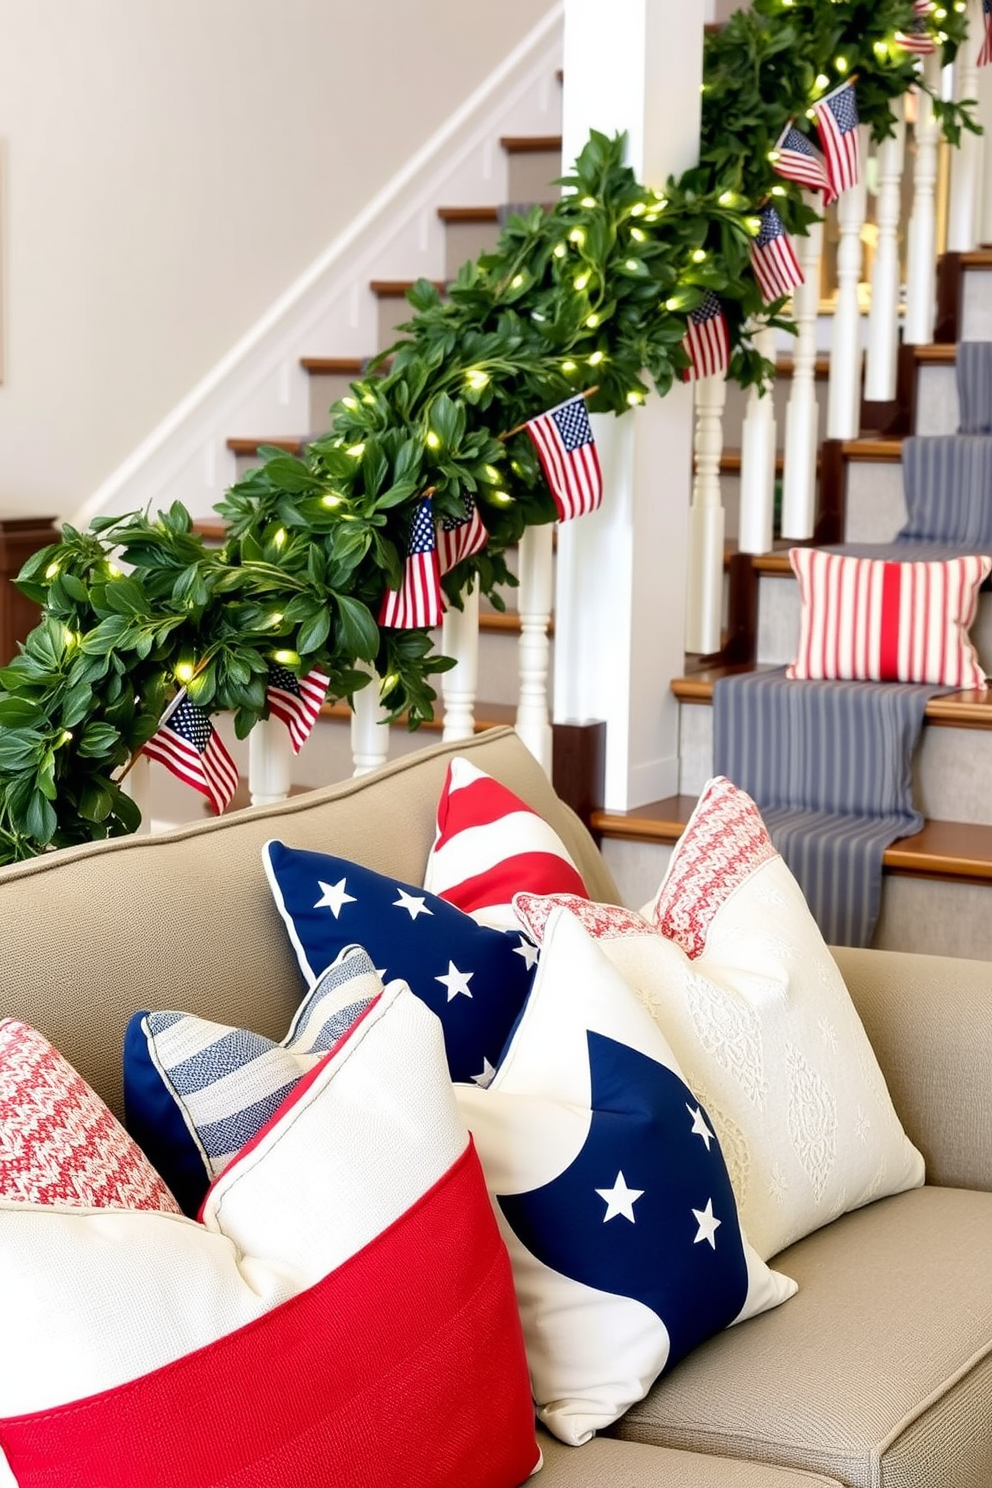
[[248, 716, 293, 806], [123, 753, 153, 834], [515, 521, 554, 775], [738, 325, 778, 555], [865, 105, 906, 401], [905, 56, 942, 343], [685, 373, 726, 654], [947, 1, 981, 252], [441, 578, 480, 742], [782, 218, 825, 539], [827, 153, 868, 438], [977, 46, 992, 245], [350, 664, 389, 776]]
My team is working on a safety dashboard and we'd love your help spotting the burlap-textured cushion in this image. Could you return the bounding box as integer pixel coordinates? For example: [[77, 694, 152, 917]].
[[611, 1185, 992, 1488]]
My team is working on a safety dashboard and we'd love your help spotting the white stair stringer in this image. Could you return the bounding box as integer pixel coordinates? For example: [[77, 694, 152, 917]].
[[72, 5, 564, 530]]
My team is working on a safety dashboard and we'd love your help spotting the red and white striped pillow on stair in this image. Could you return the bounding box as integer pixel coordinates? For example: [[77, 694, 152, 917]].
[[787, 548, 992, 687], [423, 756, 589, 930]]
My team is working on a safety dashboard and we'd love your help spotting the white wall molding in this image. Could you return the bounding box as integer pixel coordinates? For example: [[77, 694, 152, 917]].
[[73, 5, 563, 531]]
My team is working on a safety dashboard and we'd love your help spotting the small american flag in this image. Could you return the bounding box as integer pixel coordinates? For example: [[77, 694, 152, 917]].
[[379, 496, 443, 629], [267, 665, 330, 753], [142, 695, 240, 815], [772, 121, 834, 202], [680, 293, 730, 382], [979, 0, 992, 67], [895, 0, 937, 54], [436, 494, 488, 575], [749, 206, 804, 305], [524, 394, 603, 522], [811, 81, 861, 200]]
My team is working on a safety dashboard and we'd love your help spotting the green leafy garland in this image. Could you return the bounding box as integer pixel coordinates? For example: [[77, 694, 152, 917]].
[[0, 0, 975, 863]]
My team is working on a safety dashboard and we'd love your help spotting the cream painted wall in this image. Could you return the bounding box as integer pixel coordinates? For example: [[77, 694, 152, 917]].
[[0, 0, 551, 518]]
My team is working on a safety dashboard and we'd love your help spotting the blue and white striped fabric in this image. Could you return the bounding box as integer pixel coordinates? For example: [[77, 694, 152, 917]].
[[713, 668, 940, 947], [123, 947, 383, 1215], [956, 342, 992, 434], [900, 434, 992, 550]]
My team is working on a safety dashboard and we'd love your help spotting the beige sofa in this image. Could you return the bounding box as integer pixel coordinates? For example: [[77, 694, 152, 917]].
[[3, 725, 992, 1488]]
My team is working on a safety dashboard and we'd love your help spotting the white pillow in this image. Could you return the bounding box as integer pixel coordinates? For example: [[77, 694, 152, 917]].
[[456, 906, 796, 1447], [514, 776, 925, 1262]]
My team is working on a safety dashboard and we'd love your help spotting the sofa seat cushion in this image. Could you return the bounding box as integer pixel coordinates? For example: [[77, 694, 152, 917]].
[[537, 1430, 842, 1486], [609, 1185, 992, 1488]]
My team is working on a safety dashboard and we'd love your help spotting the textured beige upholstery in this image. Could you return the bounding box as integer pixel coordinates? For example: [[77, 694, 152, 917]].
[[537, 1431, 842, 1485], [613, 1186, 992, 1487], [830, 944, 992, 1191], [2, 726, 990, 1488]]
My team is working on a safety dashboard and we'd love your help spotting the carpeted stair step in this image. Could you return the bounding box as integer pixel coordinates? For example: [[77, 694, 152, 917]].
[[672, 664, 992, 829], [500, 134, 562, 203], [936, 249, 992, 343]]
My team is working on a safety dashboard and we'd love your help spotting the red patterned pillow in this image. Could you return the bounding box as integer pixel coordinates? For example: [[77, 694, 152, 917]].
[[643, 778, 777, 960], [423, 756, 589, 930], [787, 548, 992, 685], [0, 1019, 180, 1213]]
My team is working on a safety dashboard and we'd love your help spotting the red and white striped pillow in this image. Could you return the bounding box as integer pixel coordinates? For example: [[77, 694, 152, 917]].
[[787, 548, 992, 686], [423, 757, 589, 931]]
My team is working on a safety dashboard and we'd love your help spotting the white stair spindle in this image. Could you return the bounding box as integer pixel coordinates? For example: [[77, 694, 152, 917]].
[[947, 1, 982, 252], [865, 106, 907, 402], [351, 665, 389, 776], [124, 754, 153, 834], [515, 521, 554, 775], [978, 47, 992, 246], [685, 373, 726, 654], [738, 326, 778, 555], [248, 716, 293, 806], [904, 56, 943, 344], [827, 155, 868, 438], [781, 219, 825, 539], [441, 578, 480, 742]]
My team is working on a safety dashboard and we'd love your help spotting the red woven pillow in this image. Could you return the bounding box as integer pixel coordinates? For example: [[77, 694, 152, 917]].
[[0, 1018, 180, 1213], [787, 547, 991, 686]]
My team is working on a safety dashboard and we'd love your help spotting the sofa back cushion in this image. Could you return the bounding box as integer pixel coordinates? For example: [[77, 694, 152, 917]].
[[0, 729, 616, 1119]]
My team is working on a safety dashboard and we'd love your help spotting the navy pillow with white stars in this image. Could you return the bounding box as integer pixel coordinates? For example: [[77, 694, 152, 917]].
[[263, 840, 539, 1086]]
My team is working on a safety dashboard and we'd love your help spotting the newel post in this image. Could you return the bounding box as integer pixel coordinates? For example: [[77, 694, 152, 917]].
[[555, 0, 704, 810]]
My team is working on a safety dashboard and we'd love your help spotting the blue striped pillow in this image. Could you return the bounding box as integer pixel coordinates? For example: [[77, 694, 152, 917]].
[[123, 947, 382, 1215]]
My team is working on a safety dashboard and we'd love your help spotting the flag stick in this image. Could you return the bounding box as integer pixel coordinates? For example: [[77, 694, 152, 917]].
[[499, 385, 600, 442]]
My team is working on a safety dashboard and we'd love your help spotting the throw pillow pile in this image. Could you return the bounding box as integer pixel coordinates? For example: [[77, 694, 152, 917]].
[[0, 984, 540, 1488]]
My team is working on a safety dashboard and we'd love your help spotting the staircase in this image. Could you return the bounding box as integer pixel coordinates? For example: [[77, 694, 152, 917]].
[[592, 264, 992, 960]]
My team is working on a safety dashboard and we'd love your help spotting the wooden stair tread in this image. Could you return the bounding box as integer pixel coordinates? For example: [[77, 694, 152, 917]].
[[368, 278, 446, 297], [840, 438, 904, 460], [299, 356, 368, 374], [437, 205, 500, 223], [591, 797, 992, 882], [717, 450, 821, 476], [671, 668, 992, 728], [959, 250, 992, 268], [499, 135, 562, 153], [911, 344, 958, 365], [227, 435, 305, 455]]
